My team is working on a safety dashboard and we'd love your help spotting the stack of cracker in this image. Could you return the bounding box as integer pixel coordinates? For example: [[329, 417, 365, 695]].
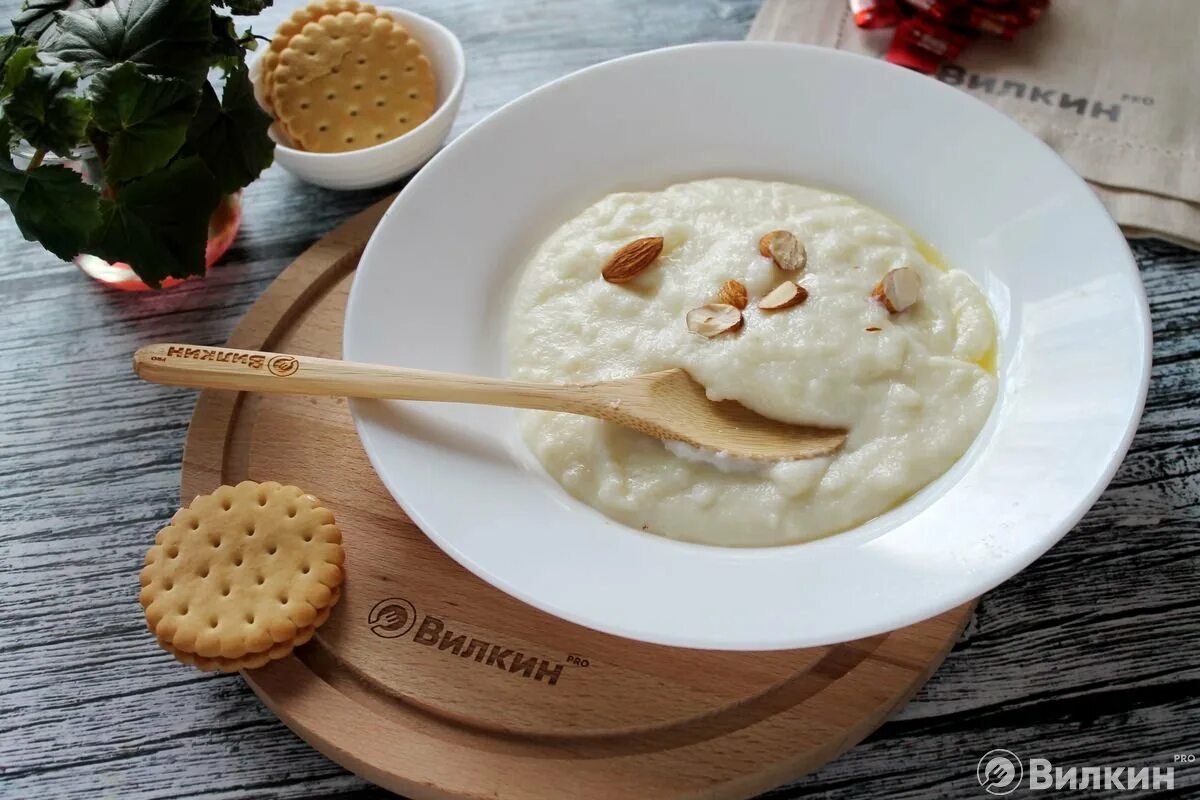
[[140, 481, 344, 672], [257, 0, 437, 152]]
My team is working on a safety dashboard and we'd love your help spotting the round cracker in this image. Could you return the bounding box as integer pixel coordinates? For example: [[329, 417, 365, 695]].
[[273, 13, 436, 153], [159, 590, 339, 672], [262, 0, 379, 108], [273, 34, 351, 86], [139, 481, 344, 660], [270, 10, 385, 114]]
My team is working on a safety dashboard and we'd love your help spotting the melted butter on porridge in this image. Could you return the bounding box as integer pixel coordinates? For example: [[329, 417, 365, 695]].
[[506, 178, 997, 546]]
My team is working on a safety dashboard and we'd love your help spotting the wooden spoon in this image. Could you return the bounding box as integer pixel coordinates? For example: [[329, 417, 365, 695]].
[[133, 344, 847, 461]]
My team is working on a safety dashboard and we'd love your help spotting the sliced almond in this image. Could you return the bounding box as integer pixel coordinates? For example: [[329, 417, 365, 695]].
[[871, 267, 921, 313], [716, 279, 748, 309], [758, 230, 807, 272], [758, 281, 808, 311], [601, 236, 664, 283], [686, 303, 743, 338]]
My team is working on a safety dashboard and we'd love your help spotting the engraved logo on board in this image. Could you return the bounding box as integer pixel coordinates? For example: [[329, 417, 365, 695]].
[[366, 596, 574, 686], [367, 597, 417, 638]]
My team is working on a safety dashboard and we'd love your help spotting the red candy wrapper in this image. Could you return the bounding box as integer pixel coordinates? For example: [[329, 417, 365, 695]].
[[965, 6, 1022, 38], [934, 3, 1023, 38], [902, 0, 944, 15], [892, 16, 972, 60], [849, 0, 904, 29], [850, 0, 1050, 74], [884, 33, 943, 73]]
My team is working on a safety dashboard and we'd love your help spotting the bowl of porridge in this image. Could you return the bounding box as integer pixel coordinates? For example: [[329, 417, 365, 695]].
[[343, 43, 1150, 649]]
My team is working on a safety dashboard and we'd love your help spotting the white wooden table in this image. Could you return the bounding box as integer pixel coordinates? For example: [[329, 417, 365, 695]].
[[2, 1, 1197, 797]]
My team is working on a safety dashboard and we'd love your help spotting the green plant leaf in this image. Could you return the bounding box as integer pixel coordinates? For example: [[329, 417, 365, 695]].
[[44, 0, 214, 83], [91, 155, 219, 286], [2, 59, 91, 157], [11, 0, 100, 42], [0, 157, 101, 260], [208, 11, 249, 73], [2, 44, 37, 98], [210, 0, 272, 14], [210, 10, 241, 58], [90, 63, 198, 182], [225, 0, 272, 15], [185, 65, 273, 194], [0, 36, 23, 85]]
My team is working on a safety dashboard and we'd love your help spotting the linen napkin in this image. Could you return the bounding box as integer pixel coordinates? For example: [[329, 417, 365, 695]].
[[749, 0, 1200, 249]]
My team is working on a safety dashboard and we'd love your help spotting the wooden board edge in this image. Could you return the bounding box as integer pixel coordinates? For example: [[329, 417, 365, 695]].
[[180, 196, 393, 501]]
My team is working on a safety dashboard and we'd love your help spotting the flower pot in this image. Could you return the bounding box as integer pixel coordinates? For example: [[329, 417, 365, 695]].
[[73, 191, 243, 291], [15, 145, 244, 291]]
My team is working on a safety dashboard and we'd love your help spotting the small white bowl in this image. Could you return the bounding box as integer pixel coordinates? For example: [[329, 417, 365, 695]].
[[250, 7, 465, 190]]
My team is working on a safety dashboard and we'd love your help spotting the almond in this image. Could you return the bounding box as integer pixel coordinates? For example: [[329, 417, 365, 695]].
[[601, 236, 664, 283], [716, 279, 748, 309], [758, 230, 807, 272], [871, 267, 921, 313], [758, 281, 808, 311], [686, 303, 743, 338]]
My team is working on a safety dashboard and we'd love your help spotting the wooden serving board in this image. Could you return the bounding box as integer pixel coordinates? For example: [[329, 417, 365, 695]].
[[181, 197, 976, 800]]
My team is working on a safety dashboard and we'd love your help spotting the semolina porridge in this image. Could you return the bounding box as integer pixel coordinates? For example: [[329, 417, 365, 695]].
[[506, 178, 997, 547]]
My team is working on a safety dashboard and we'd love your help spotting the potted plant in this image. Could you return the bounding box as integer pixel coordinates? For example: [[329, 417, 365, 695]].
[[0, 0, 275, 288]]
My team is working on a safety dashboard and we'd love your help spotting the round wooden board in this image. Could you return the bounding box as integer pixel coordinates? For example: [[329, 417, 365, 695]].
[[182, 198, 976, 800]]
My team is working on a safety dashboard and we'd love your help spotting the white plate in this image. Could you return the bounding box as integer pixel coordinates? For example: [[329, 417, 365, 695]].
[[343, 43, 1150, 650]]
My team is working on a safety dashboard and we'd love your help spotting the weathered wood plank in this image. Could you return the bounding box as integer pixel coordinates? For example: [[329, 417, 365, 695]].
[[1, 0, 1198, 798]]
